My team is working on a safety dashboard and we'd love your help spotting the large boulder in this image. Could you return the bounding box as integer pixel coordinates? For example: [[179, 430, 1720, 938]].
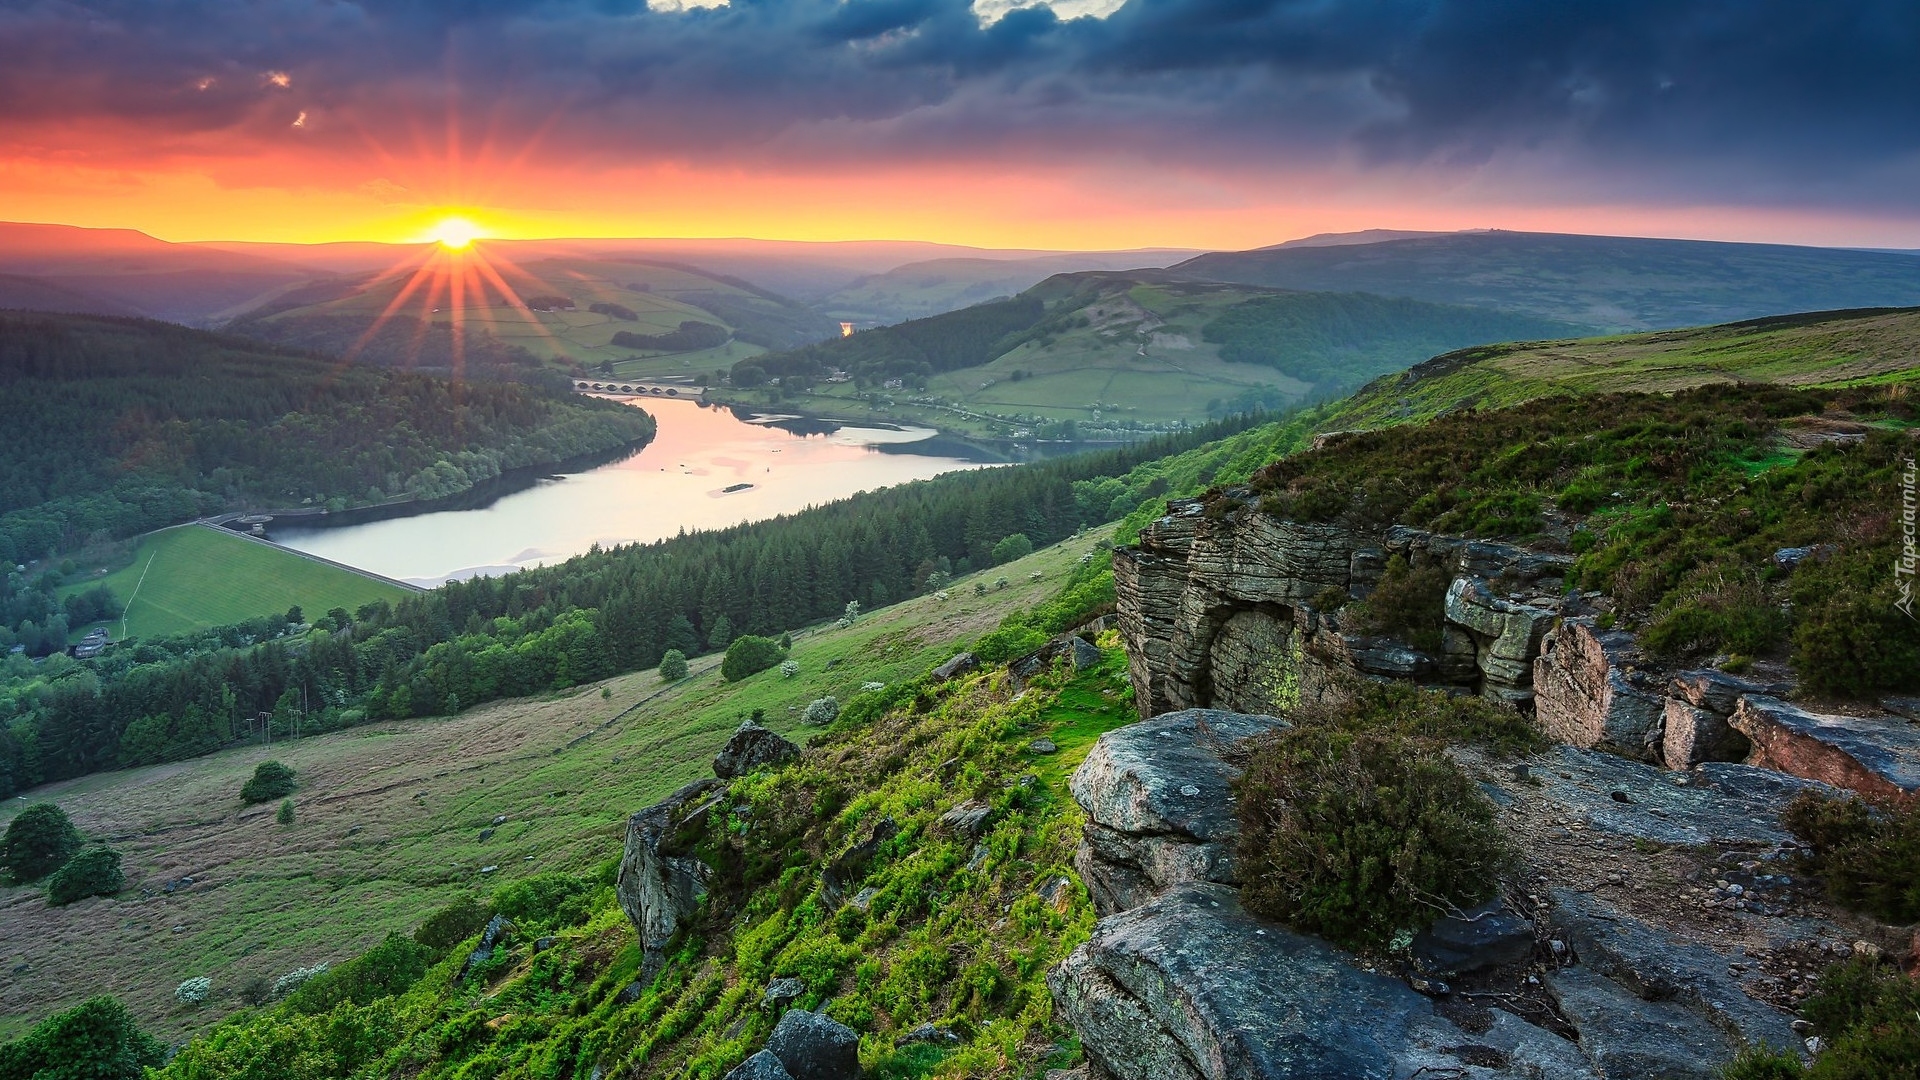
[[1069, 709, 1288, 915], [1533, 619, 1666, 760], [616, 779, 723, 963], [713, 721, 801, 780], [765, 1009, 860, 1080], [1049, 883, 1598, 1080], [1444, 577, 1557, 696], [931, 652, 979, 681], [1729, 696, 1920, 801], [723, 1051, 795, 1080]]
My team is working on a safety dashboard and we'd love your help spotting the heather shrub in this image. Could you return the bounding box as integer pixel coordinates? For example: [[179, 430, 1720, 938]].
[[1235, 727, 1511, 953], [1345, 555, 1451, 651], [1781, 793, 1920, 923]]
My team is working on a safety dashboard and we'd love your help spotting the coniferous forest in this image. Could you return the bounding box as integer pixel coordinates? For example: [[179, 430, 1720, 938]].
[[0, 313, 657, 565]]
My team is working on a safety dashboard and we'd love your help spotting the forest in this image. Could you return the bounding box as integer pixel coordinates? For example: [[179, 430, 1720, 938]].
[[0, 416, 1266, 799], [734, 295, 1045, 389], [0, 313, 657, 566]]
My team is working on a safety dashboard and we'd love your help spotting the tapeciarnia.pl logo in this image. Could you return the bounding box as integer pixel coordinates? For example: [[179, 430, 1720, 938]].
[[1899, 457, 1916, 619]]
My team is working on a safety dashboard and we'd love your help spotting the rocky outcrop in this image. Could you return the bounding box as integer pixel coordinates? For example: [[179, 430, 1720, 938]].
[[1730, 696, 1920, 802], [1532, 619, 1666, 760], [713, 721, 801, 779], [1049, 883, 1600, 1080], [1115, 498, 1574, 718], [930, 652, 979, 681], [617, 778, 722, 965], [1053, 709, 1823, 1080], [1010, 634, 1103, 688], [722, 1009, 863, 1080], [1069, 709, 1287, 915]]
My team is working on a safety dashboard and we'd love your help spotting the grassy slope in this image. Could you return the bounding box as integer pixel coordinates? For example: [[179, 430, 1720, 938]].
[[1325, 307, 1920, 430], [0, 529, 1106, 1041], [55, 525, 412, 641]]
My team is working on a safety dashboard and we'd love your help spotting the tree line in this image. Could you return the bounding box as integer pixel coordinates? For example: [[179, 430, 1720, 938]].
[[0, 415, 1265, 798]]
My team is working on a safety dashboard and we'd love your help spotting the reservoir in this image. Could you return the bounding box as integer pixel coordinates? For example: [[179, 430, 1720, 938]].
[[272, 398, 996, 586]]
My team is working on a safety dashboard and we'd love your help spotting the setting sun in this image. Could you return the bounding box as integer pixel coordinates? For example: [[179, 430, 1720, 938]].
[[422, 215, 484, 250]]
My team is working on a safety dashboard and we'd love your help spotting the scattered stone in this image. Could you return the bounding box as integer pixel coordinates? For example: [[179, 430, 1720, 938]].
[[712, 720, 801, 780], [462, 915, 513, 979], [820, 817, 898, 907], [1412, 897, 1535, 976], [896, 1022, 961, 1047], [532, 936, 556, 954], [478, 828, 495, 842], [492, 814, 508, 826], [931, 652, 979, 682], [765, 1008, 861, 1080], [938, 801, 993, 842], [763, 977, 806, 1010], [1028, 738, 1059, 755], [614, 980, 645, 1006], [480, 865, 499, 874], [848, 887, 880, 912], [722, 1050, 794, 1080]]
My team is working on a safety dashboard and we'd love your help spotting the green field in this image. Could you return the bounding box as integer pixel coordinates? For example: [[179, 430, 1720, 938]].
[[61, 525, 413, 641], [1, 528, 1108, 1038]]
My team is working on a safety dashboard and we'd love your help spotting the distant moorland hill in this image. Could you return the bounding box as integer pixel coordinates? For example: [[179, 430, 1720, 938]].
[[1175, 231, 1920, 330]]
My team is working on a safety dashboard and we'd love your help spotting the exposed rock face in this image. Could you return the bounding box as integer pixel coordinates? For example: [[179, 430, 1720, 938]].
[[1115, 498, 1574, 718], [1069, 709, 1288, 915], [713, 721, 801, 780], [1730, 696, 1920, 801], [1533, 619, 1666, 760], [616, 779, 722, 963], [1010, 634, 1105, 687], [1049, 884, 1599, 1080]]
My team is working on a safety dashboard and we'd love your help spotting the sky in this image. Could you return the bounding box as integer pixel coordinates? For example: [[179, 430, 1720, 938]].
[[1, 0, 1917, 249]]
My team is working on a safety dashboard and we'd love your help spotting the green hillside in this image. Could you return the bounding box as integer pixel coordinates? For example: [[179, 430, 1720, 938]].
[[59, 525, 412, 641], [232, 253, 840, 378], [1175, 231, 1920, 331], [727, 272, 1581, 437], [1326, 305, 1920, 429]]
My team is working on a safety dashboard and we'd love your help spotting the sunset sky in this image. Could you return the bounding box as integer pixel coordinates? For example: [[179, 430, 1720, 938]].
[[2, 0, 1916, 250]]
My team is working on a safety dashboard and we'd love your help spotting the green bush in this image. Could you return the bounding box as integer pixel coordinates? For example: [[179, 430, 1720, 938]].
[[1346, 555, 1451, 651], [1235, 727, 1512, 952], [1, 802, 82, 883], [658, 648, 689, 681], [1781, 792, 1920, 923], [721, 636, 786, 682], [991, 533, 1034, 564], [491, 872, 593, 930], [284, 933, 433, 1015], [1719, 1044, 1806, 1079], [241, 760, 297, 804], [415, 895, 491, 952], [276, 799, 295, 826], [47, 847, 124, 906], [1787, 958, 1920, 1079], [0, 995, 164, 1079], [1641, 571, 1786, 660]]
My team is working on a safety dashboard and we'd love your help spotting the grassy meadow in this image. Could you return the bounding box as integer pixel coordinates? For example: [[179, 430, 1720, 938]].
[[0, 527, 1110, 1040], [57, 525, 413, 642]]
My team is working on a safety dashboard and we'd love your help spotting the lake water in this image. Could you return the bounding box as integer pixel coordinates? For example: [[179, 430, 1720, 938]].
[[272, 398, 996, 586]]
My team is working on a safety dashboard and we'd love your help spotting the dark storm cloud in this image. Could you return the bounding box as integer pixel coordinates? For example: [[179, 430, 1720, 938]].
[[2, 0, 1916, 205]]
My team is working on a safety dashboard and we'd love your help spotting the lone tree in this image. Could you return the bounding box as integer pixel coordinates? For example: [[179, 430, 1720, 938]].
[[658, 649, 689, 681], [277, 800, 296, 826], [0, 995, 163, 1079], [2, 803, 83, 883], [47, 847, 124, 906], [241, 761, 297, 804], [721, 635, 786, 682], [992, 533, 1034, 564]]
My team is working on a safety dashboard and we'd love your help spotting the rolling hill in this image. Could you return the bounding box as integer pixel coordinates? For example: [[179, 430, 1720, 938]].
[[1175, 231, 1920, 331], [228, 251, 843, 378], [815, 249, 1198, 325], [729, 271, 1585, 436]]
